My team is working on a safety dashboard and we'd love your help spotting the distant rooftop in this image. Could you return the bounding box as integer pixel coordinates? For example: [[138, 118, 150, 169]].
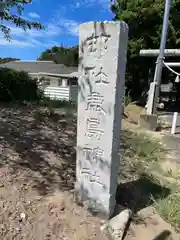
[[0, 61, 78, 77], [14, 60, 55, 63]]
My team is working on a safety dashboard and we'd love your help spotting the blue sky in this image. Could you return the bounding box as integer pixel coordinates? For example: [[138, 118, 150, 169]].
[[0, 0, 113, 60]]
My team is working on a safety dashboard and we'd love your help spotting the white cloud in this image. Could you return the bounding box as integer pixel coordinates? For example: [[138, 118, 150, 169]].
[[50, 5, 79, 37], [0, 3, 80, 49], [45, 23, 62, 37], [0, 35, 59, 48], [74, 2, 81, 8], [8, 23, 61, 39], [0, 0, 111, 50], [28, 12, 40, 19], [70, 0, 110, 10], [0, 22, 60, 48], [0, 38, 34, 47], [56, 19, 79, 36], [64, 20, 79, 36], [71, 1, 81, 9]]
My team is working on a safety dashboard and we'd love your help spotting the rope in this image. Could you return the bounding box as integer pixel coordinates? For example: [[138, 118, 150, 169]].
[[163, 61, 180, 76]]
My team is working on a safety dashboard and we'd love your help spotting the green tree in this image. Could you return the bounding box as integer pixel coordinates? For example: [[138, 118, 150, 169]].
[[0, 57, 20, 63], [0, 0, 44, 40], [0, 67, 42, 102], [111, 0, 180, 99], [38, 45, 78, 67]]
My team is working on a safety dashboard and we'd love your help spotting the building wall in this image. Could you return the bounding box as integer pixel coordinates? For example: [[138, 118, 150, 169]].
[[36, 74, 78, 102], [69, 85, 78, 103], [40, 75, 70, 100]]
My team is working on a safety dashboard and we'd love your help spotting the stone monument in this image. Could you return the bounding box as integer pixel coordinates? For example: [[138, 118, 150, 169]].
[[76, 21, 129, 218]]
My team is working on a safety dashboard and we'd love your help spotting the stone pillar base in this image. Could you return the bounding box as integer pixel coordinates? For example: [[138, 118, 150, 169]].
[[139, 114, 158, 131], [75, 182, 115, 220]]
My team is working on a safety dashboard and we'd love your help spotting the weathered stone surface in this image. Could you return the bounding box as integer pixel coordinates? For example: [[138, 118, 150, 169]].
[[125, 207, 179, 240], [139, 114, 158, 131], [76, 21, 129, 217], [101, 209, 132, 240], [146, 82, 156, 115]]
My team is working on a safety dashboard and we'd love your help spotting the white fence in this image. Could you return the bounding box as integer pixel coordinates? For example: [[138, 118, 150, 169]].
[[44, 86, 70, 100]]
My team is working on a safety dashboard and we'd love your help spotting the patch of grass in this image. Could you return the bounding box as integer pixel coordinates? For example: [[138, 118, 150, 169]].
[[165, 169, 180, 181], [120, 129, 164, 183], [124, 103, 144, 124], [154, 189, 180, 231], [125, 103, 143, 114], [124, 92, 132, 106], [121, 128, 180, 231], [121, 130, 164, 163], [39, 98, 77, 109], [152, 167, 180, 231]]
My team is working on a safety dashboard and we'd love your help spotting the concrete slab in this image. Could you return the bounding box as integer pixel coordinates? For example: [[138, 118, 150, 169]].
[[125, 207, 179, 240], [139, 114, 158, 131]]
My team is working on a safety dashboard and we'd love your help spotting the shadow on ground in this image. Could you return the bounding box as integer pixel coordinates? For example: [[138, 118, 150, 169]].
[[116, 174, 170, 214], [0, 105, 76, 195], [117, 129, 170, 214], [153, 230, 172, 240], [0, 105, 171, 211]]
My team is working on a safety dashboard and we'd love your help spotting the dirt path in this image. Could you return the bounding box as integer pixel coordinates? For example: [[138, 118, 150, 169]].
[[0, 165, 107, 240], [0, 106, 107, 240], [0, 105, 179, 240], [126, 207, 179, 240]]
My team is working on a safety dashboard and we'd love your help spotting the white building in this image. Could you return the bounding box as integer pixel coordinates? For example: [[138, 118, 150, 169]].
[[0, 61, 78, 102]]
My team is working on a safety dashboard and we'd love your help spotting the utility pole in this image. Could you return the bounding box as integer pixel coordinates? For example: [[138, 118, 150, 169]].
[[151, 0, 171, 114]]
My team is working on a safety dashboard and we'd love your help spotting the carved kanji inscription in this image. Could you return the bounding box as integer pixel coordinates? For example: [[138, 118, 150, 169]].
[[86, 117, 104, 140], [80, 168, 104, 188], [77, 21, 129, 216], [94, 66, 109, 85], [86, 92, 106, 113], [82, 146, 104, 161], [86, 33, 111, 58]]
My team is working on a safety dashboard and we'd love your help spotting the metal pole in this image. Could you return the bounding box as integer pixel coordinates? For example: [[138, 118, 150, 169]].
[[171, 112, 178, 134], [152, 0, 171, 114]]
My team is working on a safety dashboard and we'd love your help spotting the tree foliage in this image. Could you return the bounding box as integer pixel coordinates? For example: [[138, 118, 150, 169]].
[[0, 0, 44, 40], [111, 0, 180, 99], [0, 67, 42, 102], [0, 57, 20, 63], [38, 45, 78, 67]]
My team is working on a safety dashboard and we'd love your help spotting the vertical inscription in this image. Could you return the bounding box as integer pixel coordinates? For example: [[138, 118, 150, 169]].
[[86, 117, 104, 140], [94, 66, 109, 85], [84, 66, 109, 85], [81, 169, 104, 188], [86, 92, 106, 113], [80, 147, 105, 190], [81, 146, 104, 161], [84, 66, 95, 79], [86, 33, 111, 58], [80, 32, 110, 189], [77, 21, 128, 216]]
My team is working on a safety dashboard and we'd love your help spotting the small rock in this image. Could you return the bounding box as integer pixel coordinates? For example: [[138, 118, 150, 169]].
[[101, 209, 132, 240], [20, 212, 26, 221], [0, 224, 4, 229], [60, 205, 65, 211], [100, 220, 106, 225], [15, 227, 20, 232]]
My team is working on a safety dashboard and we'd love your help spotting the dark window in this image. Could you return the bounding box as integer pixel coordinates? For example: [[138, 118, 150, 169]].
[[71, 78, 77, 86], [43, 78, 50, 86], [58, 78, 62, 86], [66, 79, 70, 86]]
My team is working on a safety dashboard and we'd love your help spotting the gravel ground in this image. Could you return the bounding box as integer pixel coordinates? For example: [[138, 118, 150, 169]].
[[0, 105, 107, 240]]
